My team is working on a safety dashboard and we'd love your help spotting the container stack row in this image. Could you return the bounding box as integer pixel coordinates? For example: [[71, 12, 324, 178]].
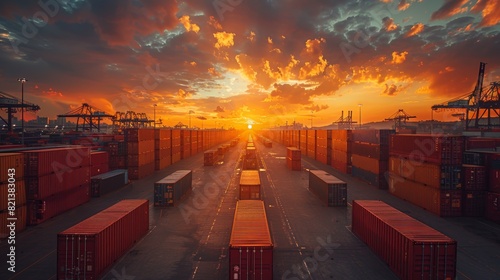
[[23, 147, 91, 225], [351, 129, 394, 189], [125, 128, 156, 180], [388, 135, 465, 217]]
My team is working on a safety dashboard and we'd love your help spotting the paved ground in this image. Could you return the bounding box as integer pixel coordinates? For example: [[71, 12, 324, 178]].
[[1, 131, 499, 279]]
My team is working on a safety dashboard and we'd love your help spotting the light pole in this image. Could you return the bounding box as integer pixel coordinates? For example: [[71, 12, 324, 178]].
[[153, 104, 157, 129], [358, 104, 362, 128], [17, 78, 27, 145]]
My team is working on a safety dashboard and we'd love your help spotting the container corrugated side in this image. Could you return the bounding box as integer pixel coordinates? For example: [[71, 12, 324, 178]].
[[0, 205, 27, 239], [57, 199, 149, 280], [154, 170, 192, 207], [352, 200, 457, 280], [27, 183, 90, 225], [229, 200, 273, 280], [388, 174, 462, 217], [309, 170, 347, 206]]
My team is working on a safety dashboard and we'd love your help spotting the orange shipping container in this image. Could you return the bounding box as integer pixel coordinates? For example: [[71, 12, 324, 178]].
[[239, 170, 261, 200], [0, 153, 24, 183], [388, 174, 462, 217], [389, 157, 461, 190], [229, 200, 273, 280], [351, 154, 387, 174]]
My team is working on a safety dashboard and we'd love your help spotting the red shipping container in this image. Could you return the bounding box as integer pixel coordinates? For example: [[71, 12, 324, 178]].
[[465, 137, 499, 150], [388, 174, 462, 217], [57, 199, 149, 280], [352, 200, 457, 280], [351, 142, 389, 160], [229, 200, 273, 280], [462, 164, 487, 190], [239, 170, 261, 200], [489, 168, 500, 193], [485, 192, 500, 223], [352, 129, 394, 145], [23, 147, 91, 177], [27, 183, 90, 225], [462, 191, 485, 217], [299, 130, 308, 154], [286, 158, 301, 171], [286, 147, 301, 160], [390, 134, 464, 165], [128, 162, 155, 180], [26, 166, 90, 200]]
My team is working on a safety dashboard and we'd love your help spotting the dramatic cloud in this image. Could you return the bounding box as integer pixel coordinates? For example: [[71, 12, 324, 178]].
[[0, 0, 499, 127], [431, 0, 469, 21], [405, 23, 425, 37]]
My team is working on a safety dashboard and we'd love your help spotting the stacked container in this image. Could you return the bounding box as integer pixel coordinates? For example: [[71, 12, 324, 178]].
[[352, 200, 457, 280], [204, 150, 218, 166], [191, 130, 198, 155], [154, 170, 192, 207], [307, 130, 316, 159], [229, 200, 273, 280], [22, 147, 91, 225], [315, 130, 328, 165], [286, 147, 301, 171], [57, 199, 149, 280], [180, 130, 191, 159], [0, 153, 27, 238], [125, 128, 155, 180], [351, 129, 393, 189], [388, 134, 464, 217], [105, 141, 127, 170], [462, 164, 487, 217], [91, 169, 128, 197], [309, 170, 347, 206], [299, 130, 308, 155], [331, 130, 352, 174], [155, 129, 172, 171], [171, 129, 182, 164], [239, 170, 261, 200], [90, 151, 109, 177]]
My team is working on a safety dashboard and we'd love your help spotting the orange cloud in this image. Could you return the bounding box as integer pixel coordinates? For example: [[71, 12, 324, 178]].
[[179, 15, 200, 33], [178, 89, 191, 98], [471, 0, 500, 27], [277, 55, 300, 81], [208, 16, 222, 30], [383, 17, 399, 31], [299, 55, 328, 79], [214, 32, 235, 49], [398, 0, 410, 11], [235, 54, 257, 81], [431, 0, 468, 20], [304, 38, 326, 56], [247, 31, 256, 42], [391, 51, 408, 64], [405, 23, 424, 37], [208, 67, 222, 77]]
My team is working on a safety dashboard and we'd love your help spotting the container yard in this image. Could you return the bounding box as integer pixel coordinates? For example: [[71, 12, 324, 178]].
[[0, 128, 498, 280]]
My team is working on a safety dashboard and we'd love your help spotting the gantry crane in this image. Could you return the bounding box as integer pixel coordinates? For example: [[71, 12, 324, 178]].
[[432, 62, 500, 130], [57, 103, 114, 132], [385, 109, 416, 129], [331, 111, 357, 130], [0, 91, 41, 132]]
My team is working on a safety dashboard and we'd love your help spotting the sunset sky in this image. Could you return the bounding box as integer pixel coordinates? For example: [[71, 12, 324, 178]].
[[1, 0, 500, 129]]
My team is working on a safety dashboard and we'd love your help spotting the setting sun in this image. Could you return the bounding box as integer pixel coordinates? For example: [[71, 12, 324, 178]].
[[248, 124, 252, 130]]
